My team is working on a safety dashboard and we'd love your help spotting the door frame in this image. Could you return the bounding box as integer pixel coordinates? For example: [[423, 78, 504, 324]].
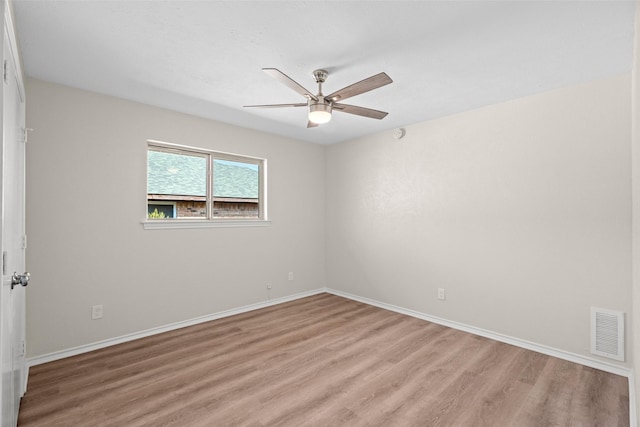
[[5, 0, 26, 394]]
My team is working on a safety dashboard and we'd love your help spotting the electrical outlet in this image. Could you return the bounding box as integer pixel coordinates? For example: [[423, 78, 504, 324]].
[[91, 304, 103, 320], [288, 272, 294, 281], [437, 288, 446, 301], [266, 283, 272, 290]]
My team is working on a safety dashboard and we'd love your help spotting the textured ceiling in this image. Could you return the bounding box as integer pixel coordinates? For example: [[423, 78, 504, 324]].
[[13, 1, 637, 145]]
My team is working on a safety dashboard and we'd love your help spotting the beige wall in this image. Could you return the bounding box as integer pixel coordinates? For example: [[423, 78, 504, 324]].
[[25, 79, 326, 357], [326, 74, 632, 365]]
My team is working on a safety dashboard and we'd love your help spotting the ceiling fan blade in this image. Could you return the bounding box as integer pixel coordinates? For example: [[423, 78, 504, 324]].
[[333, 103, 388, 120], [263, 68, 318, 101], [325, 72, 392, 102], [307, 120, 319, 128], [243, 103, 307, 108]]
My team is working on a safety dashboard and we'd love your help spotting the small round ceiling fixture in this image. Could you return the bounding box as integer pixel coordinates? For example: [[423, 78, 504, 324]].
[[393, 128, 406, 140]]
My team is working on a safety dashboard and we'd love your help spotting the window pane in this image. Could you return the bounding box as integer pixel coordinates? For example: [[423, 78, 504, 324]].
[[213, 159, 259, 218], [147, 204, 174, 218], [147, 150, 207, 218]]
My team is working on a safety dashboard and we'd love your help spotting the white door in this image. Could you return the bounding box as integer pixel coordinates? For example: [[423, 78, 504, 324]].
[[1, 12, 27, 427]]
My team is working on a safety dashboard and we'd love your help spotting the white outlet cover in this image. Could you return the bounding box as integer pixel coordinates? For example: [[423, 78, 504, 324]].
[[92, 305, 103, 319]]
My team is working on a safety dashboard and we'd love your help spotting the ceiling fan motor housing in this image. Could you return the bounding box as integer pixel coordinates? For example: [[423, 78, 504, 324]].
[[309, 98, 332, 124]]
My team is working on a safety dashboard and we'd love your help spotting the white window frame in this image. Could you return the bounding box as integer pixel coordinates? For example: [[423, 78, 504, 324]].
[[143, 140, 269, 230]]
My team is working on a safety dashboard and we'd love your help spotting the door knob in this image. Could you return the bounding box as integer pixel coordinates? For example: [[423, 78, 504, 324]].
[[11, 272, 29, 290]]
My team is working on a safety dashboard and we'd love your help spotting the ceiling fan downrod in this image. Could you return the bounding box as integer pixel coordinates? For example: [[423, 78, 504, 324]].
[[309, 69, 331, 124]]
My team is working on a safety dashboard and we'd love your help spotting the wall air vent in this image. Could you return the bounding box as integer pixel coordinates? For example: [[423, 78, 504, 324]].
[[590, 307, 624, 361]]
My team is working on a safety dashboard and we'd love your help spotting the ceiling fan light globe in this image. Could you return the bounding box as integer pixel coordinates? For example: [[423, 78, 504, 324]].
[[309, 103, 332, 124], [309, 110, 331, 124]]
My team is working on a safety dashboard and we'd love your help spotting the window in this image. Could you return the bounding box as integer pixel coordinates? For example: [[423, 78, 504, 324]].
[[146, 141, 267, 227], [148, 202, 176, 218]]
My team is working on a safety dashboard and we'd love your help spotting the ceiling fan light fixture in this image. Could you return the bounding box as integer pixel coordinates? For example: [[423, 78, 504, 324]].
[[245, 68, 392, 128], [309, 102, 332, 124]]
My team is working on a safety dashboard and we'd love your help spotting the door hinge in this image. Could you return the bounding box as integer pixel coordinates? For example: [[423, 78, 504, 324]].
[[3, 60, 7, 83], [21, 235, 27, 250], [22, 128, 33, 144]]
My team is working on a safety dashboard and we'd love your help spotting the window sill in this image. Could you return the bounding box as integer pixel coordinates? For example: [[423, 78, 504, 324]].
[[142, 219, 271, 230]]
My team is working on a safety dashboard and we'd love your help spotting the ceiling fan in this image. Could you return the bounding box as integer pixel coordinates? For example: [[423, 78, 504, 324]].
[[244, 68, 393, 128]]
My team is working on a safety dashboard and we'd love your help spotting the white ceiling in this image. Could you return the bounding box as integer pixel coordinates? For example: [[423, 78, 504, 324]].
[[12, 0, 637, 145]]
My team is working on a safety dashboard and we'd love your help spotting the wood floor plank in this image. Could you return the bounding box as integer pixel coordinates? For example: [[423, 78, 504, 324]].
[[18, 293, 629, 426], [453, 348, 536, 426]]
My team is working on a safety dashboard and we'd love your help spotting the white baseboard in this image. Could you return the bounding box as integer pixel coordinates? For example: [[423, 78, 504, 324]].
[[30, 286, 634, 376], [326, 288, 637, 427], [22, 365, 28, 396], [628, 371, 637, 427], [27, 288, 326, 367], [26, 286, 637, 427], [326, 288, 632, 377]]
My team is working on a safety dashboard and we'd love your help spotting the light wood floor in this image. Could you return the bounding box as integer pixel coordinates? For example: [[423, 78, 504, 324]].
[[18, 293, 629, 426]]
